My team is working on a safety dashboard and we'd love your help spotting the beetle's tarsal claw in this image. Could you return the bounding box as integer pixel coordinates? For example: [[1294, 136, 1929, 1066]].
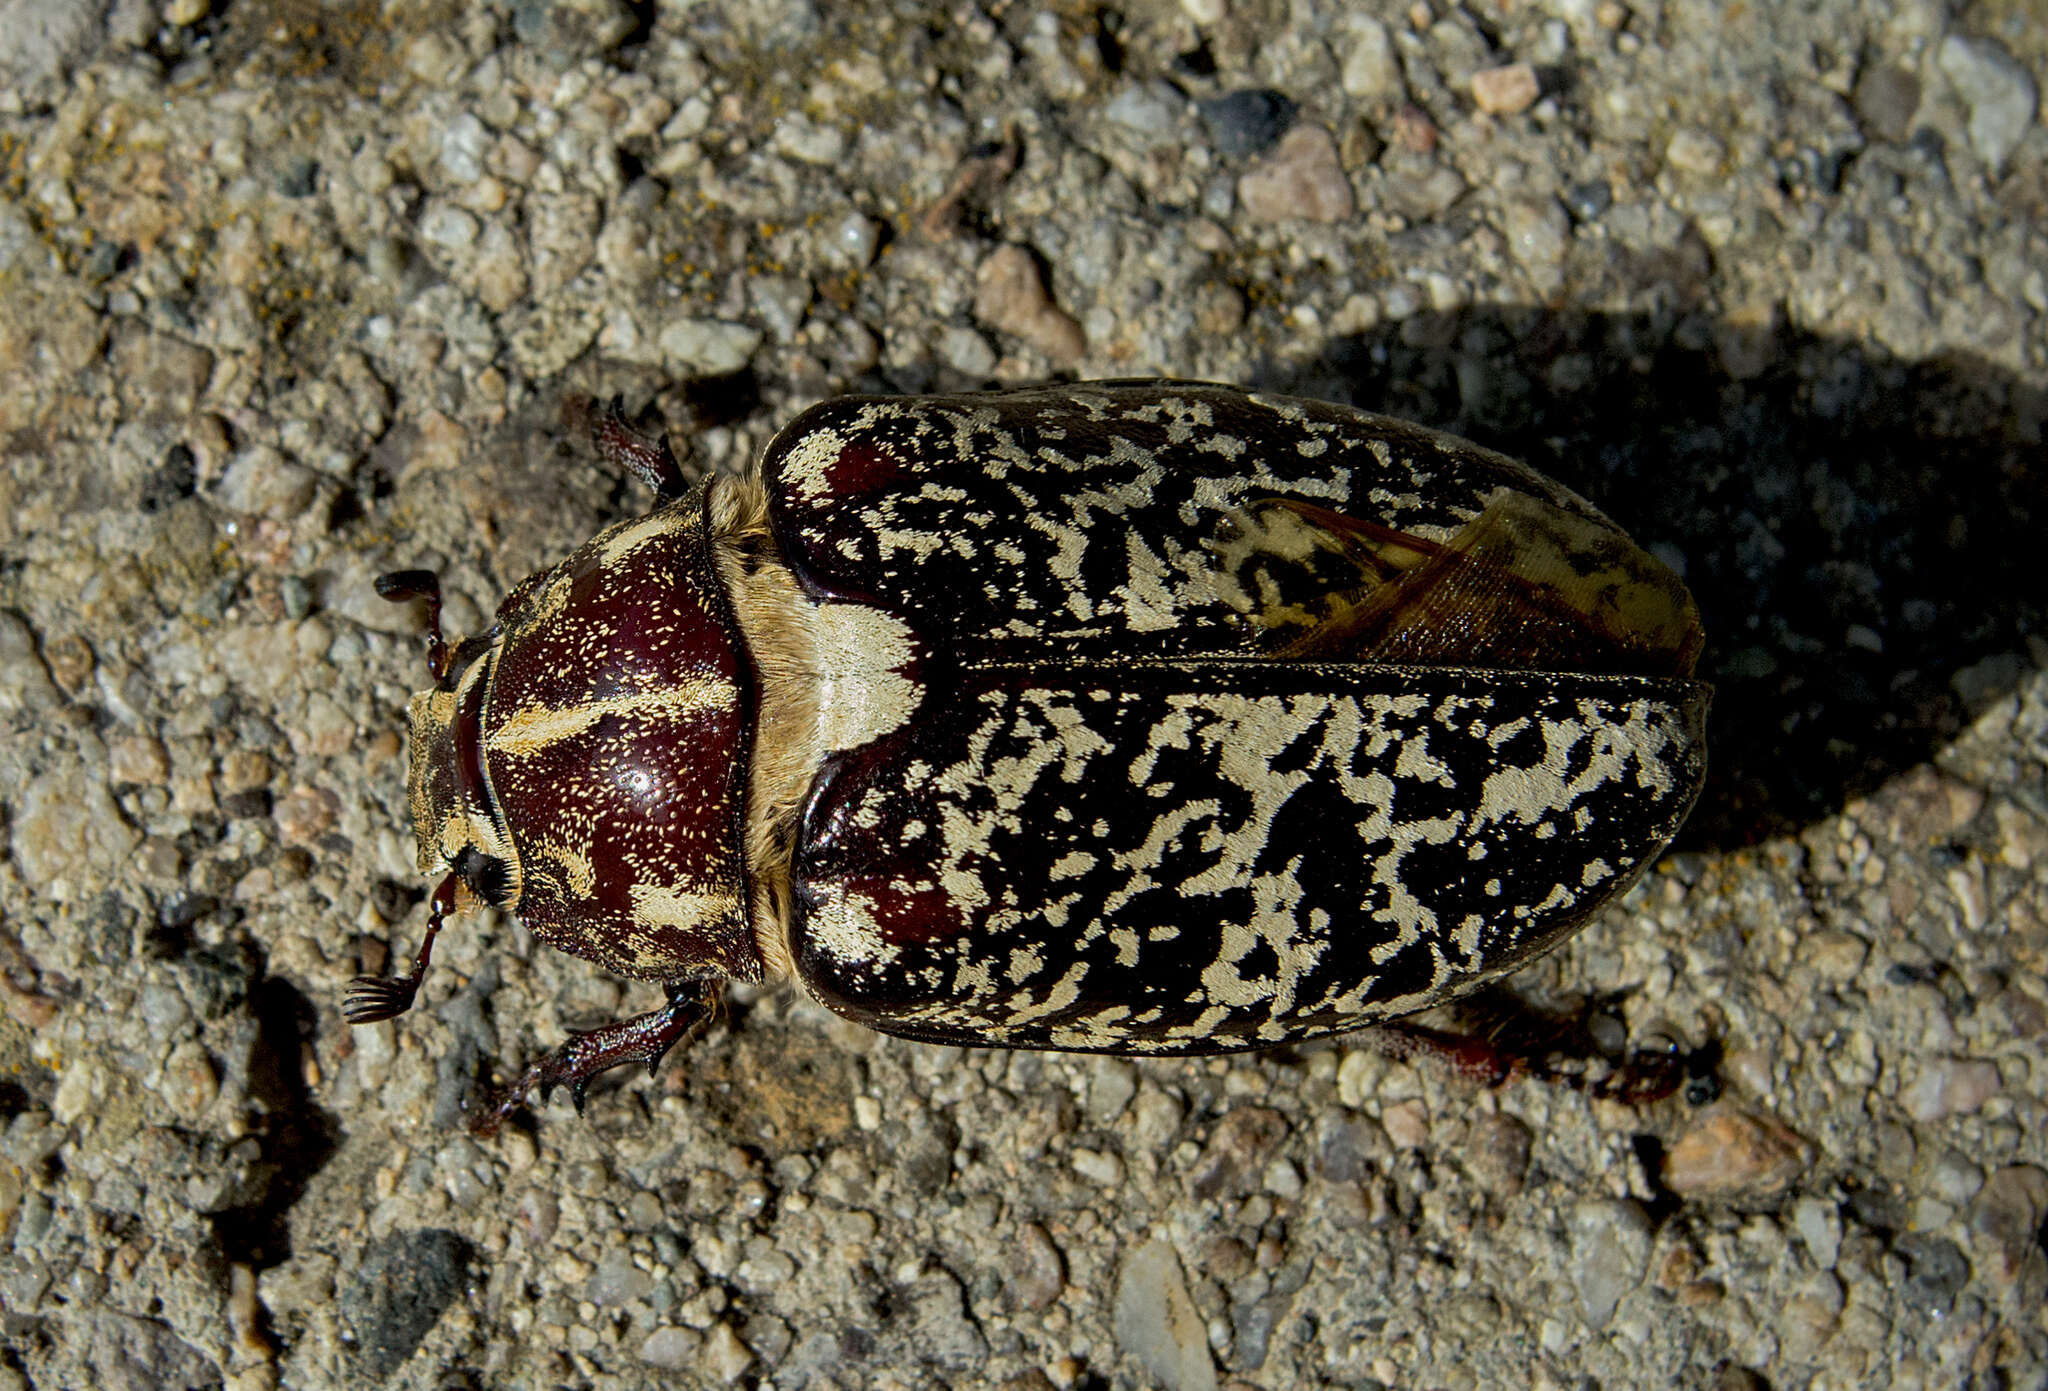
[[342, 973, 419, 1024]]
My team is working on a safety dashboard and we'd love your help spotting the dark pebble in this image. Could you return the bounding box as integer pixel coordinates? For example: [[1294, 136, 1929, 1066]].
[[1199, 89, 1299, 158], [344, 1228, 477, 1381], [1565, 179, 1613, 221], [221, 788, 272, 820], [155, 890, 216, 931], [1853, 66, 1921, 144], [1894, 1234, 1970, 1317], [276, 156, 320, 198]]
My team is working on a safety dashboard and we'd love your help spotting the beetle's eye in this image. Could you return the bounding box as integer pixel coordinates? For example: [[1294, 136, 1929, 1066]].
[[452, 845, 513, 908]]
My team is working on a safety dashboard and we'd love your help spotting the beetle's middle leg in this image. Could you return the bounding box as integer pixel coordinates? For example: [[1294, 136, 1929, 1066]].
[[1359, 1017, 1697, 1106], [472, 978, 718, 1135]]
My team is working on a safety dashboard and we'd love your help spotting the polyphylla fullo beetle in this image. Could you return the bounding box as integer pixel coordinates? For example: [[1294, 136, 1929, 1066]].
[[352, 382, 1708, 1129]]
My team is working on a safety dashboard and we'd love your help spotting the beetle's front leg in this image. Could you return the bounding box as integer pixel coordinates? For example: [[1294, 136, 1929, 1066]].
[[345, 871, 459, 1024], [472, 978, 719, 1136], [573, 395, 689, 500]]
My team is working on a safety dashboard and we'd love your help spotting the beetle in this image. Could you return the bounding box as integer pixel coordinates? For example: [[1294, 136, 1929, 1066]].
[[350, 381, 1708, 1128]]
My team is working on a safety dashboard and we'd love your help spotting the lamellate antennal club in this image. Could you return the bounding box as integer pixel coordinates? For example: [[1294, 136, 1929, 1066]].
[[351, 381, 1709, 1132]]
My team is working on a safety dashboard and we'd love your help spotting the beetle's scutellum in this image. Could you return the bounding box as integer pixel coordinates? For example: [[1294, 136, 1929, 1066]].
[[353, 383, 1708, 1127]]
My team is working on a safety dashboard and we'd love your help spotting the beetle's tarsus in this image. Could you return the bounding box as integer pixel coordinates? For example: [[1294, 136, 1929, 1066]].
[[342, 973, 421, 1025], [584, 395, 689, 500], [470, 979, 717, 1137], [343, 870, 457, 1028]]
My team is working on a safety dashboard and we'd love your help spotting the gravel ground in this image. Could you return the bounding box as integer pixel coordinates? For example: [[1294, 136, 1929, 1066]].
[[2, 1, 2045, 1388]]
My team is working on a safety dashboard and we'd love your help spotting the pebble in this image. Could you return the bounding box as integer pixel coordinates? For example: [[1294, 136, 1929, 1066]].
[[1893, 1234, 1969, 1317], [1461, 1113, 1532, 1197], [108, 735, 170, 785], [1564, 178, 1613, 221], [1936, 36, 2038, 173], [1114, 1240, 1217, 1391], [773, 114, 848, 166], [1341, 20, 1405, 106], [702, 1323, 754, 1384], [163, 1039, 218, 1120], [1106, 81, 1185, 143], [1901, 1057, 2003, 1122], [417, 202, 480, 251], [1380, 1098, 1429, 1149], [13, 766, 140, 899], [343, 1229, 475, 1381], [273, 785, 340, 843], [826, 212, 881, 269], [589, 1246, 654, 1307], [438, 113, 489, 184], [937, 324, 998, 378], [0, 612, 57, 712], [972, 245, 1086, 365], [1237, 125, 1354, 224], [639, 1326, 704, 1370], [1087, 1056, 1139, 1125], [1852, 65, 1921, 144], [1470, 63, 1540, 116], [657, 319, 764, 378], [1130, 1087, 1185, 1151], [1009, 1223, 1066, 1311], [1665, 128, 1726, 175], [1793, 1196, 1841, 1269], [1661, 1107, 1811, 1197], [1968, 1165, 2048, 1288], [1502, 197, 1569, 285], [1568, 1198, 1652, 1329], [1189, 1106, 1287, 1199], [1197, 89, 1298, 158]]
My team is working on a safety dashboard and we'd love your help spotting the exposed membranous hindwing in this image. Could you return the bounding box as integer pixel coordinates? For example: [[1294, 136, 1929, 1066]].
[[360, 381, 1710, 1126]]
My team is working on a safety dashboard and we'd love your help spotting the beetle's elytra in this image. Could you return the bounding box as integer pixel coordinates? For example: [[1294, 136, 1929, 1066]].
[[352, 381, 1708, 1126]]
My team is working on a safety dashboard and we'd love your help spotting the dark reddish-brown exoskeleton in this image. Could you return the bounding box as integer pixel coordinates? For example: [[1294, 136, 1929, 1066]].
[[354, 384, 1708, 1130]]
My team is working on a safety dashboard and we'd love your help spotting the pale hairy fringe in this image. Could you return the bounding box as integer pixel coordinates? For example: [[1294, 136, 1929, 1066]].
[[705, 472, 820, 981]]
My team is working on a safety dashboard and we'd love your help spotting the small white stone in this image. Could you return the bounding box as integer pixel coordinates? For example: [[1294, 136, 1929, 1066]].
[[1937, 35, 2038, 174], [1665, 129, 1725, 175], [1341, 20, 1405, 105], [657, 319, 764, 377], [418, 201, 480, 251]]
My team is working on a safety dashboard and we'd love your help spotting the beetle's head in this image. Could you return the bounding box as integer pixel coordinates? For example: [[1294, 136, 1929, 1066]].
[[405, 644, 521, 911]]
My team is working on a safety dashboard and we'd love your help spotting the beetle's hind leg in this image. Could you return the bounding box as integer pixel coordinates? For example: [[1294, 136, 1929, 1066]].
[[472, 978, 718, 1136]]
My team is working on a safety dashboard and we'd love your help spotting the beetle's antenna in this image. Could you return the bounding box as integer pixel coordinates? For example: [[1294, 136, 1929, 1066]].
[[345, 870, 458, 1025], [374, 569, 451, 680]]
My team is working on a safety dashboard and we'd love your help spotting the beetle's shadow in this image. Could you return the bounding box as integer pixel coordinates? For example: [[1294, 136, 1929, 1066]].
[[1252, 307, 2045, 850]]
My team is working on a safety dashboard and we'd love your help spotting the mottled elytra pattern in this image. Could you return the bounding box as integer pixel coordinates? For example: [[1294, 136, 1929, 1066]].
[[791, 663, 1707, 1052], [466, 490, 760, 982], [763, 382, 1708, 1051], [761, 382, 1590, 664]]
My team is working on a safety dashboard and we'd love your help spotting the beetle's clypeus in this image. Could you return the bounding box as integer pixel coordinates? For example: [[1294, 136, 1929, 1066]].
[[351, 381, 1709, 1128]]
